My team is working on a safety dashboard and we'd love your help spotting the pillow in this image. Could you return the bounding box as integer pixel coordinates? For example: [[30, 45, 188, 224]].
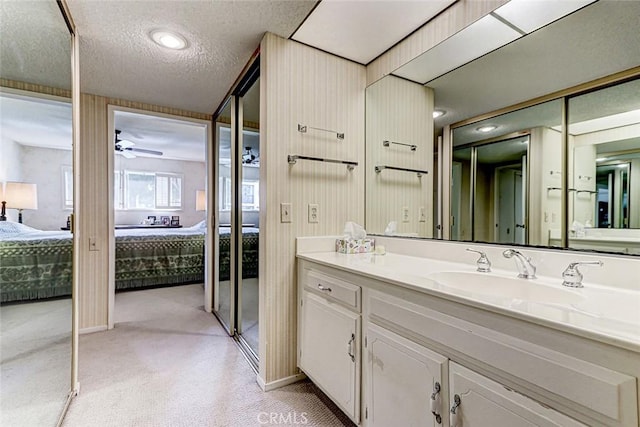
[[0, 221, 38, 234], [192, 220, 206, 230]]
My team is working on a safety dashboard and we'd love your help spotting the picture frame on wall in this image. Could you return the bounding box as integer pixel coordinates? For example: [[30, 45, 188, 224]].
[[160, 216, 170, 225], [171, 215, 180, 224]]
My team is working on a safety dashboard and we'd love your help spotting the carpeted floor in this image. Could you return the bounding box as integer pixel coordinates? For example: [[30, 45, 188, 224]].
[[62, 284, 354, 427], [0, 297, 72, 427]]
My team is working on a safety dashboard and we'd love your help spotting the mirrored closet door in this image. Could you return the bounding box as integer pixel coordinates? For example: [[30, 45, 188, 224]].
[[0, 0, 75, 424], [213, 61, 260, 366]]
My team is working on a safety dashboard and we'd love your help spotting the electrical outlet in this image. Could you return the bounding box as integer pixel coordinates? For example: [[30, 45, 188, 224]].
[[280, 203, 292, 223], [308, 204, 319, 223], [402, 206, 410, 222], [418, 206, 426, 222]]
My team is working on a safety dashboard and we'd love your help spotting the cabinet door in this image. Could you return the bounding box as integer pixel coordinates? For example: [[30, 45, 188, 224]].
[[366, 323, 448, 427], [449, 362, 585, 427], [300, 291, 360, 423]]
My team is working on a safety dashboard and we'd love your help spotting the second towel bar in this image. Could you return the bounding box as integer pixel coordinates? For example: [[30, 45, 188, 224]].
[[288, 155, 357, 171], [375, 165, 428, 177]]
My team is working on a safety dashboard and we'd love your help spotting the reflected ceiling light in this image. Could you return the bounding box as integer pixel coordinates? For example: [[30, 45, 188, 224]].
[[476, 125, 497, 133], [433, 110, 446, 118], [150, 30, 188, 50], [493, 0, 595, 34], [596, 157, 608, 162]]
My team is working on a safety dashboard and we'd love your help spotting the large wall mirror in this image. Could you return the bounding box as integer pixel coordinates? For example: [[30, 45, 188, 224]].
[[1, 0, 75, 425], [365, 0, 640, 256]]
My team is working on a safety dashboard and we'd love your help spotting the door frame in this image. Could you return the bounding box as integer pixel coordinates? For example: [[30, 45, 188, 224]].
[[106, 105, 213, 329]]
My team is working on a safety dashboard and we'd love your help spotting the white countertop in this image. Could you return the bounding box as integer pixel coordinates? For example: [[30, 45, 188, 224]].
[[298, 251, 640, 353]]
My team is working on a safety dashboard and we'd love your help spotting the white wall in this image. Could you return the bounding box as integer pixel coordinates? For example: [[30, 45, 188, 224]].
[[114, 155, 206, 227], [20, 146, 72, 230], [0, 138, 24, 223], [260, 32, 366, 385]]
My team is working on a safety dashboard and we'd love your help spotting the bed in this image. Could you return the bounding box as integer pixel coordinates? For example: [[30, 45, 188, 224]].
[[0, 222, 259, 303]]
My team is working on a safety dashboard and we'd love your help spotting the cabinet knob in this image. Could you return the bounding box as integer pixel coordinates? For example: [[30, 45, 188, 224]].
[[430, 382, 442, 424], [450, 394, 461, 427], [317, 284, 332, 292], [347, 333, 355, 362]]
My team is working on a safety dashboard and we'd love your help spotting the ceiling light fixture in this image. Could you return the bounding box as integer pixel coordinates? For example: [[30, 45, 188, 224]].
[[476, 125, 497, 133], [433, 110, 446, 118], [150, 30, 188, 50]]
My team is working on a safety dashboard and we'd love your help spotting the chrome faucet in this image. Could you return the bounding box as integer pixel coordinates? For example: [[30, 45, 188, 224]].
[[466, 248, 491, 272], [562, 261, 603, 288], [502, 249, 536, 279]]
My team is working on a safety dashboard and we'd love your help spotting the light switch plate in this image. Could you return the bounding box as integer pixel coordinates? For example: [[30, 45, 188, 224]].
[[418, 206, 426, 222], [281, 203, 292, 223], [308, 204, 319, 223], [402, 206, 410, 222]]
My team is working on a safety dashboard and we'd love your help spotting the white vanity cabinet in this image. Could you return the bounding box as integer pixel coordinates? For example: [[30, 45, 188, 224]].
[[298, 269, 361, 424], [365, 323, 448, 427], [297, 259, 639, 427]]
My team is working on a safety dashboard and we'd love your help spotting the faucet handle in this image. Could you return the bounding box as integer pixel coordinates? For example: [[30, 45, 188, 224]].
[[562, 261, 603, 288], [466, 248, 491, 272]]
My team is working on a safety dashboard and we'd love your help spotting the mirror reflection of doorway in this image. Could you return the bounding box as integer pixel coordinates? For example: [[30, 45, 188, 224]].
[[452, 135, 529, 244], [596, 162, 630, 228]]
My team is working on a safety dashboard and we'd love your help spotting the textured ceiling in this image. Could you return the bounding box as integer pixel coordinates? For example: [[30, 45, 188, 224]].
[[66, 0, 316, 114], [0, 0, 71, 90]]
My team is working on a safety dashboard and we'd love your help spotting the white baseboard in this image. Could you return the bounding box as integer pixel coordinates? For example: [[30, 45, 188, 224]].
[[257, 372, 306, 391], [79, 325, 108, 335]]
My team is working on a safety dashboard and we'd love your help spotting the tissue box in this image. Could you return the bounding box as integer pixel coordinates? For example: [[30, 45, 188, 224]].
[[335, 238, 375, 254]]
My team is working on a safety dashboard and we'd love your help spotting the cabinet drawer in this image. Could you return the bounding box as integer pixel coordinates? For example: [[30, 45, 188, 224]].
[[306, 270, 361, 311]]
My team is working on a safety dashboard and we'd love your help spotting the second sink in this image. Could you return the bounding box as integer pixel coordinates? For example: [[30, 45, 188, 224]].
[[428, 271, 585, 304]]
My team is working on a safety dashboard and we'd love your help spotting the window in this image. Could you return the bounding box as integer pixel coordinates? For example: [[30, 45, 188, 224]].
[[62, 165, 73, 209], [242, 180, 259, 211], [115, 170, 183, 210], [218, 177, 259, 211]]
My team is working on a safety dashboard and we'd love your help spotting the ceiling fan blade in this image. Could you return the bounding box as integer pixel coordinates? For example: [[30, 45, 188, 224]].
[[129, 147, 163, 156], [117, 139, 135, 149]]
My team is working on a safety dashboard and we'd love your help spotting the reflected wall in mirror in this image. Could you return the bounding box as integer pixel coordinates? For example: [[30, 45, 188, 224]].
[[567, 77, 640, 254], [365, 75, 434, 237], [451, 100, 563, 247], [0, 0, 73, 425]]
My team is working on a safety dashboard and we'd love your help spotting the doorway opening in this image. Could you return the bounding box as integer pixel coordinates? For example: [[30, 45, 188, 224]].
[[107, 106, 212, 328]]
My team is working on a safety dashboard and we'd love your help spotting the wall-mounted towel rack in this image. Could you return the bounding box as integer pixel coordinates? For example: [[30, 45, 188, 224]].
[[288, 155, 357, 171], [298, 124, 344, 140], [383, 140, 417, 151], [375, 165, 428, 177]]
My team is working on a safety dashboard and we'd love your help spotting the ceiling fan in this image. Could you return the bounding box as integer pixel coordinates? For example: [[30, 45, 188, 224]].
[[115, 129, 163, 159]]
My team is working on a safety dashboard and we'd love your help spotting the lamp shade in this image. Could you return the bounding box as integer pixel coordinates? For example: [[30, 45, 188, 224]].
[[195, 190, 206, 211], [4, 182, 38, 210]]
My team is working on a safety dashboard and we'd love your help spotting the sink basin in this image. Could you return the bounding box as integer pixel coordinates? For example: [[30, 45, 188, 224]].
[[428, 271, 585, 304]]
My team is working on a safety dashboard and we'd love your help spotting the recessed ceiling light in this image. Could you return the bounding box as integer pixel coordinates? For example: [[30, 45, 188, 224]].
[[476, 125, 497, 133], [433, 110, 446, 118], [150, 30, 188, 50]]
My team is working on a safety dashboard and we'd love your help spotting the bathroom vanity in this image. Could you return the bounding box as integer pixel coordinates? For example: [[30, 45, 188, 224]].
[[296, 237, 640, 427]]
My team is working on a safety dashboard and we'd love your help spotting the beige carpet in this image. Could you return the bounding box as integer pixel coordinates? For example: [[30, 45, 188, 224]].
[[0, 297, 72, 427], [63, 284, 354, 427]]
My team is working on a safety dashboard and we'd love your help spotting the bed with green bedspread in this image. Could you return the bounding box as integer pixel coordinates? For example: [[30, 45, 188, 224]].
[[0, 224, 259, 303]]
